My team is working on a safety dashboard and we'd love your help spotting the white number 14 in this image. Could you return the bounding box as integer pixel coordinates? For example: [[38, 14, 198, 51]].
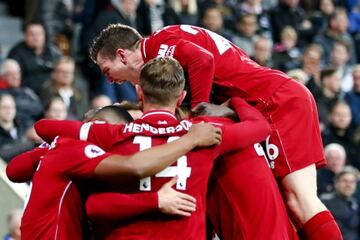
[[133, 136, 192, 191]]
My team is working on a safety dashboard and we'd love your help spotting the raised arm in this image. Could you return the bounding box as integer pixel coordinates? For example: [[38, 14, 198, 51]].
[[93, 123, 221, 181]]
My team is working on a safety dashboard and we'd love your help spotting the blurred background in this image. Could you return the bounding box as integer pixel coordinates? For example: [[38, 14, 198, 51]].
[[0, 0, 359, 239]]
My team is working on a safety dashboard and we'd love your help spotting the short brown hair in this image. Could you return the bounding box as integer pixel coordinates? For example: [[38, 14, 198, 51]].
[[140, 57, 185, 106], [320, 67, 338, 81], [90, 24, 142, 62]]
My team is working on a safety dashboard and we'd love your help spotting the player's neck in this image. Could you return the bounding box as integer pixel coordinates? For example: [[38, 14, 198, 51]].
[[142, 103, 176, 115]]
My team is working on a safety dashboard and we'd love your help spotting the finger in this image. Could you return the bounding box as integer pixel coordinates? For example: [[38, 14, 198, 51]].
[[164, 176, 178, 187], [178, 192, 196, 203], [173, 209, 192, 217], [178, 200, 196, 210], [178, 205, 196, 213]]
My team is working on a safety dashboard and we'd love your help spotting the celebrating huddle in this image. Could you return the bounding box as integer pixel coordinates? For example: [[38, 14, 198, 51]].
[[7, 24, 342, 240]]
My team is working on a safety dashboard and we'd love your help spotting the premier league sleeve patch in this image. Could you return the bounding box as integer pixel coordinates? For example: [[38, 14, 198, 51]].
[[84, 145, 106, 158]]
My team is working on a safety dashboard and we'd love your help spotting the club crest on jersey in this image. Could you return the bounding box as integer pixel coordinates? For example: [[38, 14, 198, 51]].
[[157, 44, 175, 57], [84, 145, 105, 158]]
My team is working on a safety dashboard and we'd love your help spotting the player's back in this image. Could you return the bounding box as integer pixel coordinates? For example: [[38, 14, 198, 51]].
[[21, 137, 108, 240], [94, 112, 224, 240], [144, 25, 291, 103]]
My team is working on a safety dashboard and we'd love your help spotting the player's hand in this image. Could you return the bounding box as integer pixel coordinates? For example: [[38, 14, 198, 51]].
[[158, 177, 196, 217], [191, 102, 236, 120], [187, 123, 222, 147]]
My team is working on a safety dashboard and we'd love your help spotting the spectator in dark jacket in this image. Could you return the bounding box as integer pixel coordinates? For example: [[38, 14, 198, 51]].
[[0, 59, 43, 126], [321, 167, 360, 240], [7, 22, 62, 94], [345, 65, 360, 128], [314, 8, 357, 65], [136, 0, 180, 36], [0, 94, 34, 163], [38, 56, 89, 120], [322, 101, 359, 168], [317, 143, 346, 195]]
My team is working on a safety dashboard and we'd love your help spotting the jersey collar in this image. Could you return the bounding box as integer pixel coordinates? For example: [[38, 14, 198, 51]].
[[139, 110, 178, 125]]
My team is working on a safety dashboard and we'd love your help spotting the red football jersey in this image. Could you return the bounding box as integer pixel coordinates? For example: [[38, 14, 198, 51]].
[[20, 137, 111, 240], [140, 25, 291, 107], [34, 97, 270, 239]]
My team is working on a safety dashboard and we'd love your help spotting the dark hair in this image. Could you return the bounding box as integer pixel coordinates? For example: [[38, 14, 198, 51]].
[[90, 105, 134, 123], [90, 23, 142, 62], [23, 21, 44, 33], [140, 57, 185, 106], [334, 166, 358, 182], [44, 97, 66, 112], [320, 67, 338, 81]]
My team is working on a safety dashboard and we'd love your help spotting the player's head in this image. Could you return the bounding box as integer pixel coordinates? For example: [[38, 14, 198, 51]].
[[137, 57, 186, 110], [90, 23, 144, 85], [84, 105, 134, 124]]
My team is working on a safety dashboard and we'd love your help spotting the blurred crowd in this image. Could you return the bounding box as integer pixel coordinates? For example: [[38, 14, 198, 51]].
[[0, 0, 360, 239]]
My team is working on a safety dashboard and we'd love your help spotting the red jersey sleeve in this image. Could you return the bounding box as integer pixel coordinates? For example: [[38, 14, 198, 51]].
[[82, 122, 126, 150], [48, 137, 111, 178], [6, 143, 49, 182], [218, 97, 270, 153], [174, 40, 214, 108], [86, 192, 158, 222], [34, 119, 83, 143]]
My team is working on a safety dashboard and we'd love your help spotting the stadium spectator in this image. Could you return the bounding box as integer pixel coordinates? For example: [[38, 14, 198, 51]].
[[286, 68, 310, 85], [136, 0, 180, 36], [272, 26, 301, 72], [329, 41, 353, 92], [168, 0, 199, 26], [38, 0, 75, 55], [80, 0, 139, 102], [200, 6, 234, 41], [314, 67, 341, 128], [3, 209, 22, 240], [235, 0, 272, 38], [322, 101, 359, 168], [269, 0, 313, 46], [90, 94, 113, 109], [309, 0, 335, 34], [313, 8, 357, 65], [0, 94, 34, 163], [317, 143, 347, 195], [43, 97, 68, 120], [39, 56, 89, 120], [321, 167, 360, 240], [0, 59, 43, 127], [301, 44, 323, 95], [344, 65, 360, 128], [7, 22, 62, 94], [250, 36, 274, 67], [197, 0, 236, 31], [232, 13, 259, 56]]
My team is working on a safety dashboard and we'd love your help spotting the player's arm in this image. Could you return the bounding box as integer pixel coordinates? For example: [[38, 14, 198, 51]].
[[86, 178, 196, 221], [34, 119, 83, 143], [94, 123, 222, 181], [220, 97, 270, 152], [174, 40, 215, 108], [6, 143, 49, 182]]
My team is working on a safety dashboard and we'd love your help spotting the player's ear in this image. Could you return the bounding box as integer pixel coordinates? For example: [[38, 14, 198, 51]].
[[135, 84, 143, 102], [115, 48, 127, 63], [176, 90, 187, 107]]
